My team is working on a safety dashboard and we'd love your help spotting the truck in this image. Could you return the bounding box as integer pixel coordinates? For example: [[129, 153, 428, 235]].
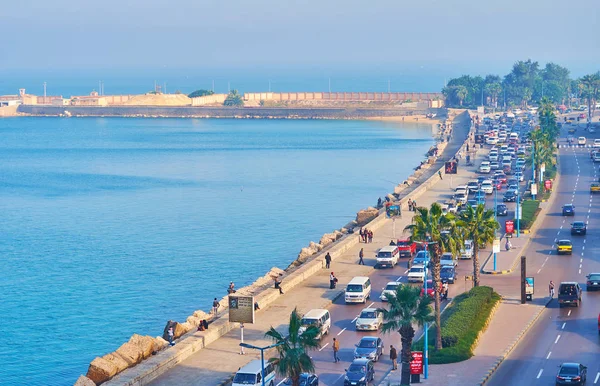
[[396, 238, 417, 258]]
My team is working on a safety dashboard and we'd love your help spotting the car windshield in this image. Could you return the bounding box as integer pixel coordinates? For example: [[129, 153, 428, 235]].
[[358, 339, 376, 348], [559, 285, 577, 295], [301, 318, 318, 326], [410, 267, 423, 273], [559, 366, 579, 376], [360, 311, 376, 319], [573, 222, 584, 227], [385, 284, 399, 291], [346, 284, 363, 292], [588, 274, 600, 281], [378, 251, 392, 257], [233, 373, 257, 384], [441, 267, 453, 274], [348, 364, 367, 373], [397, 240, 410, 246], [558, 241, 571, 246], [564, 205, 573, 209]]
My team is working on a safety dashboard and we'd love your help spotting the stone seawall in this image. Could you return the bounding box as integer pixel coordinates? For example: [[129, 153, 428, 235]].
[[18, 105, 439, 119], [77, 111, 473, 386]]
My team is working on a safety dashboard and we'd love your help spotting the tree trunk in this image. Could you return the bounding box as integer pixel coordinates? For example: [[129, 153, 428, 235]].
[[472, 241, 480, 287], [399, 325, 415, 386], [430, 251, 442, 350]]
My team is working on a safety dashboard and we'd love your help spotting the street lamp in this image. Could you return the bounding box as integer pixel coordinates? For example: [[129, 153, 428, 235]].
[[239, 342, 285, 386], [494, 185, 498, 270], [415, 240, 437, 380]]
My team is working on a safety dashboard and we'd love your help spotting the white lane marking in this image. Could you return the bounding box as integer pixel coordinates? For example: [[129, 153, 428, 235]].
[[555, 335, 561, 344], [563, 219, 566, 223], [337, 328, 346, 336], [594, 372, 600, 384], [548, 250, 552, 255], [276, 379, 288, 386], [404, 270, 409, 274], [581, 258, 584, 263], [367, 302, 375, 309], [562, 322, 566, 330], [537, 268, 542, 274], [584, 239, 587, 244], [579, 269, 582, 274], [351, 317, 358, 323], [568, 310, 572, 316], [582, 246, 585, 251], [589, 209, 592, 213], [333, 374, 345, 383], [546, 351, 552, 359], [319, 343, 330, 351], [536, 369, 544, 379], [557, 231, 560, 236], [560, 225, 563, 229]]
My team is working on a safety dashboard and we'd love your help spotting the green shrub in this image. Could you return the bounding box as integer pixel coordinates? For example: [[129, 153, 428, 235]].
[[413, 286, 501, 363], [516, 200, 540, 230]]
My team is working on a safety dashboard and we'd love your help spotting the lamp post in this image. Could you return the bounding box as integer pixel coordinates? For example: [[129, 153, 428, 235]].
[[494, 185, 498, 270], [415, 240, 437, 380], [239, 342, 284, 386]]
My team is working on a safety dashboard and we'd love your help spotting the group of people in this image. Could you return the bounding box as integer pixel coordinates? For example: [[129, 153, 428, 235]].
[[407, 198, 418, 212], [358, 228, 373, 243]]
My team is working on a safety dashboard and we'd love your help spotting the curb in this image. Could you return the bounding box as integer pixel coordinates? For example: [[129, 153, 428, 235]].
[[478, 298, 551, 385]]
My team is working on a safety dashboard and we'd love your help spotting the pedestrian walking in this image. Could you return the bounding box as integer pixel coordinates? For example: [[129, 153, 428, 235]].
[[438, 170, 443, 180], [368, 230, 373, 243], [442, 282, 449, 300], [333, 337, 340, 363], [359, 228, 365, 243], [412, 200, 417, 211], [408, 198, 413, 212], [358, 248, 364, 265], [325, 252, 332, 269], [389, 345, 398, 370], [212, 298, 220, 316], [167, 326, 174, 346], [329, 272, 337, 289], [274, 276, 284, 294], [254, 301, 260, 311], [549, 280, 555, 298]]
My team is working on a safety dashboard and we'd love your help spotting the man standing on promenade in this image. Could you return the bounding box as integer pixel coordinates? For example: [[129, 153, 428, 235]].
[[329, 272, 337, 289], [389, 345, 398, 370], [438, 170, 443, 180], [358, 248, 364, 265], [212, 298, 220, 316], [333, 337, 340, 363], [549, 280, 555, 298], [325, 252, 332, 269]]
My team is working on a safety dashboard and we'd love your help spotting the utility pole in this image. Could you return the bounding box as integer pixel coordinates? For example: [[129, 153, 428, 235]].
[[212, 80, 215, 93], [388, 78, 391, 93], [268, 80, 271, 92], [43, 82, 47, 97], [228, 81, 230, 93], [328, 77, 331, 93]]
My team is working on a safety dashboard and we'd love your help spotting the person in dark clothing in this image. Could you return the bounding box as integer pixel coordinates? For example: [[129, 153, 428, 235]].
[[358, 248, 364, 265], [254, 301, 260, 311], [329, 272, 337, 289], [389, 345, 398, 370], [274, 277, 284, 294], [389, 240, 396, 246], [438, 170, 443, 180], [228, 282, 236, 294], [325, 252, 332, 269]]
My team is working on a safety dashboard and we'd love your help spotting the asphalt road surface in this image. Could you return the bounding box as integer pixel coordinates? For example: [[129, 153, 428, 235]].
[[487, 126, 600, 386]]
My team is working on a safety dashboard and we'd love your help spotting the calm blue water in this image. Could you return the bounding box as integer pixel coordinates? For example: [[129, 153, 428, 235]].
[[0, 117, 434, 385]]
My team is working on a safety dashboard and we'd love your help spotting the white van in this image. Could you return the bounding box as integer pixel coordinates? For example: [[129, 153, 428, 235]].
[[345, 276, 372, 304], [299, 309, 331, 338], [376, 246, 399, 268], [232, 360, 276, 386]]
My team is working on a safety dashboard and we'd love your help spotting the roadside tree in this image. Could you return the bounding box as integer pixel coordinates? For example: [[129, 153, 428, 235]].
[[188, 89, 214, 98], [404, 203, 461, 350], [456, 204, 498, 287], [579, 73, 600, 122], [379, 285, 434, 386], [265, 308, 320, 386], [224, 89, 244, 106]]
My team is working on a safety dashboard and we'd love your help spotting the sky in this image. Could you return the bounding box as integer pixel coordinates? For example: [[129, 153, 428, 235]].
[[0, 0, 598, 91]]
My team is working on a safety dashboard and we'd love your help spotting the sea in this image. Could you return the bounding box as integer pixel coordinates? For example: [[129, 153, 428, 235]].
[[0, 115, 436, 385]]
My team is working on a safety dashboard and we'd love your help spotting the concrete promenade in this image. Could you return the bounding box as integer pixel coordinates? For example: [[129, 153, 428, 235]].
[[103, 111, 472, 386]]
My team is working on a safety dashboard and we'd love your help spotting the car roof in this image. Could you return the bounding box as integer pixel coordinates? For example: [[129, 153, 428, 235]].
[[573, 221, 585, 224], [379, 246, 398, 252], [410, 264, 425, 269], [560, 363, 581, 368], [386, 281, 401, 286], [559, 281, 578, 285], [558, 239, 572, 243], [358, 337, 377, 342], [351, 358, 372, 365], [360, 308, 377, 313], [564, 203, 574, 207]]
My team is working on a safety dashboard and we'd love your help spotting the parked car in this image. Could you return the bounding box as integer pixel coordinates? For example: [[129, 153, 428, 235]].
[[440, 266, 456, 284], [586, 273, 600, 291], [496, 204, 508, 216], [558, 282, 582, 307], [380, 281, 401, 301], [353, 337, 383, 362], [557, 240, 573, 255], [556, 363, 587, 385], [355, 308, 383, 331], [562, 204, 575, 216], [571, 221, 587, 235]]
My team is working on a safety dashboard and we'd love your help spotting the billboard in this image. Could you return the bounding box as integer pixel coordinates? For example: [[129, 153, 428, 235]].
[[410, 351, 423, 375], [386, 204, 401, 218], [505, 220, 514, 234], [228, 295, 255, 324], [445, 161, 457, 174]]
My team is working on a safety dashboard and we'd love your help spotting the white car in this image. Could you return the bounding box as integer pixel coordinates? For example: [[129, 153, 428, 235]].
[[380, 281, 401, 301], [578, 137, 587, 145], [355, 308, 383, 331], [481, 180, 494, 194], [479, 161, 491, 173], [460, 240, 474, 260], [594, 139, 600, 148], [490, 161, 500, 170], [489, 152, 499, 162], [440, 252, 458, 268], [407, 265, 426, 283], [515, 172, 524, 182], [454, 193, 467, 205], [454, 185, 468, 196]]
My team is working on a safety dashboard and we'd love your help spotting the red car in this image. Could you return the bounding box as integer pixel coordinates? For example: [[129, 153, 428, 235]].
[[420, 280, 443, 298], [397, 238, 417, 258], [579, 113, 586, 119]]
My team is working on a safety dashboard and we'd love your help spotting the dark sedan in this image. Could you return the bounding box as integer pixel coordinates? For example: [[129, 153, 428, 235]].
[[344, 358, 375, 386], [496, 204, 508, 216], [440, 266, 456, 284], [503, 191, 517, 202], [586, 273, 600, 291], [556, 363, 587, 385], [562, 204, 575, 216], [571, 221, 587, 235], [354, 336, 384, 362]]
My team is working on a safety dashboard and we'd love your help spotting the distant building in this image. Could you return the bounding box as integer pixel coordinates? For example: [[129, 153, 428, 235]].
[[52, 98, 71, 106], [0, 99, 21, 107], [70, 96, 108, 106]]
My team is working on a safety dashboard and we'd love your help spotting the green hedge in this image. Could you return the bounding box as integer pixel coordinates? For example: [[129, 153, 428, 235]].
[[516, 200, 540, 230], [413, 286, 501, 363]]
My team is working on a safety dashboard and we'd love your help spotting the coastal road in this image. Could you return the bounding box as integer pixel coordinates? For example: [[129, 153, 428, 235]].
[[486, 128, 600, 386]]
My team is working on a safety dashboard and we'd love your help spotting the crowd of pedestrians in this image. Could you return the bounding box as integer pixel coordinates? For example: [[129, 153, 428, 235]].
[[358, 228, 374, 243], [407, 198, 418, 212]]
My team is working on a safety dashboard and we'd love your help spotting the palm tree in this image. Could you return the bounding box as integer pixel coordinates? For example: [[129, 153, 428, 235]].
[[456, 204, 498, 286], [379, 285, 434, 386], [265, 308, 321, 386], [454, 86, 468, 107], [404, 203, 461, 350], [580, 73, 600, 122]]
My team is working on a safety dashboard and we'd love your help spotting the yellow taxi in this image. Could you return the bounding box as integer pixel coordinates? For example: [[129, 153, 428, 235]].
[[557, 239, 573, 255], [591, 183, 600, 194]]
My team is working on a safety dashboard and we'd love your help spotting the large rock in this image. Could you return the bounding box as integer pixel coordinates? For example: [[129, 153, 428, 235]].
[[115, 342, 143, 366], [356, 207, 379, 225], [74, 375, 96, 386], [86, 357, 118, 385], [319, 232, 336, 246], [193, 310, 211, 320], [128, 334, 155, 359], [309, 241, 323, 252], [333, 230, 344, 240], [153, 336, 169, 352], [102, 352, 130, 373], [180, 322, 194, 335], [297, 247, 314, 262]]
